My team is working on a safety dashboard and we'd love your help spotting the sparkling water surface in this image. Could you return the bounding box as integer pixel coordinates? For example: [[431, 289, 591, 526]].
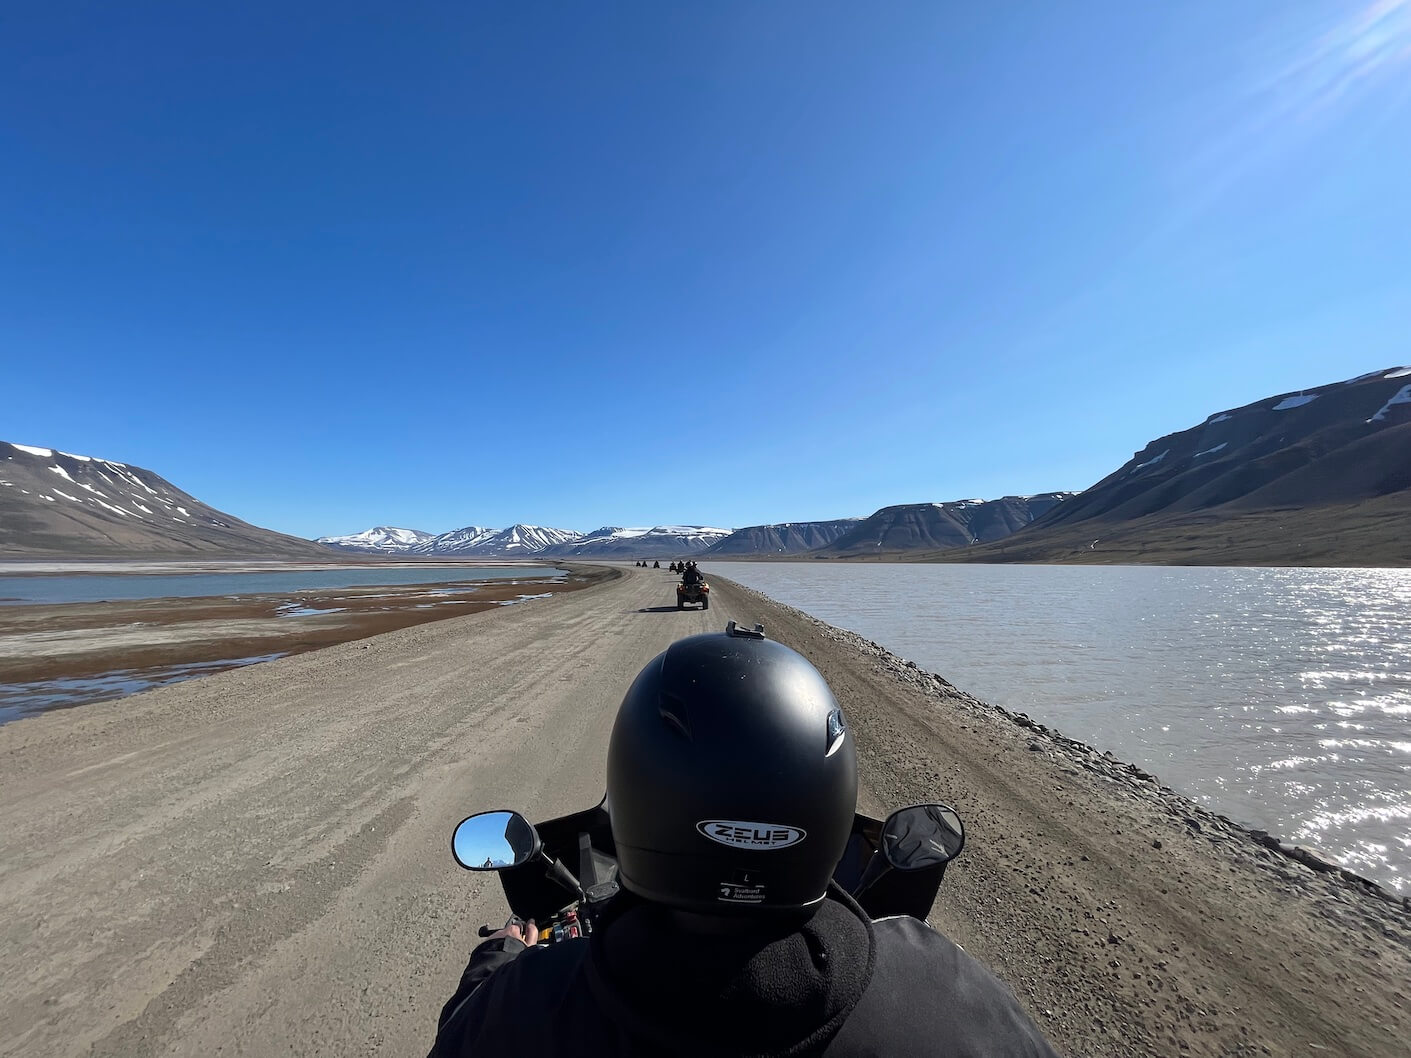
[[710, 562, 1411, 894]]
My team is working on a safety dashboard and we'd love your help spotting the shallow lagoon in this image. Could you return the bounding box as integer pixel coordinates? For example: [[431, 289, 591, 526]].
[[711, 562, 1411, 894]]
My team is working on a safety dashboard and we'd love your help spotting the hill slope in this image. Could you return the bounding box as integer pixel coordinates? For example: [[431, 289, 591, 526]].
[[704, 519, 863, 556], [0, 442, 335, 559], [938, 368, 1411, 565], [815, 495, 1075, 556]]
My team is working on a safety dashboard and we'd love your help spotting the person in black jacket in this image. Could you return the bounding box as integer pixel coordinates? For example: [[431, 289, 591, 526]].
[[681, 561, 704, 586], [430, 628, 1060, 1058]]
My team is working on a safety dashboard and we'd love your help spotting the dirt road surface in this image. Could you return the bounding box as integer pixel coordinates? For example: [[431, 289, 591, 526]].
[[2, 566, 1406, 1057]]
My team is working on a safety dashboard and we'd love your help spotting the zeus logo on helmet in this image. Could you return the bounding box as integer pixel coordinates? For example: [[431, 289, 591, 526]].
[[696, 820, 807, 850]]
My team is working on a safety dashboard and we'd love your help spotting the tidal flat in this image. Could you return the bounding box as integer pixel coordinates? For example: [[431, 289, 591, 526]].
[[0, 565, 605, 722]]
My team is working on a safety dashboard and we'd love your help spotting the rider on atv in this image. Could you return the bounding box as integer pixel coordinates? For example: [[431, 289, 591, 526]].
[[429, 633, 1059, 1057]]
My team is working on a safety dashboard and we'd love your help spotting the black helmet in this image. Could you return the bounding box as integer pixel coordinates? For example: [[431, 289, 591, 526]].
[[606, 624, 857, 915]]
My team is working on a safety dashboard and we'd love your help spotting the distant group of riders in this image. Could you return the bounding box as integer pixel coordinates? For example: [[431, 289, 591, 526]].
[[631, 559, 703, 585]]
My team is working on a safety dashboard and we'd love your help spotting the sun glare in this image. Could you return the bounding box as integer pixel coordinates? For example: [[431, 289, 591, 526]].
[[1267, 0, 1411, 118]]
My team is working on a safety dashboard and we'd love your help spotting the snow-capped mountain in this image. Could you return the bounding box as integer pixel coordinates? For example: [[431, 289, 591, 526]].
[[316, 526, 435, 553], [0, 441, 332, 559], [540, 525, 733, 558], [409, 526, 497, 554], [315, 523, 729, 559], [412, 524, 584, 556]]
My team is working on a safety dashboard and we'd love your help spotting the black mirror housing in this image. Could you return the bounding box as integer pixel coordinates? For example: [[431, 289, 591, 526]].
[[452, 810, 543, 871], [880, 803, 965, 870]]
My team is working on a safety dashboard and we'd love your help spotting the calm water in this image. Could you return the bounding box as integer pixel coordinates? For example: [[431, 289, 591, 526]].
[[711, 562, 1411, 894], [0, 566, 561, 605]]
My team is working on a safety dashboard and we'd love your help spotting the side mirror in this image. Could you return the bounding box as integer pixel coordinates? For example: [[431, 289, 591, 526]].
[[451, 810, 542, 871], [880, 803, 965, 870]]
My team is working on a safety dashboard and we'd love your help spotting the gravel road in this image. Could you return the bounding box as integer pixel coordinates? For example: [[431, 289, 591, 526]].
[[2, 566, 1406, 1057]]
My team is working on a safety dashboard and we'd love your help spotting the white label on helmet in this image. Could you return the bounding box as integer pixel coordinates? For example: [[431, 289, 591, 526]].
[[696, 820, 807, 850], [717, 882, 767, 903]]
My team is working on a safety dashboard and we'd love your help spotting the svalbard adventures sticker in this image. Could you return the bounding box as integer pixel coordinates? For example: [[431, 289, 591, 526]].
[[697, 820, 807, 850]]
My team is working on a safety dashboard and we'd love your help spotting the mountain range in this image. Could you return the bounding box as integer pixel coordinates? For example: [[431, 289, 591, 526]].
[[7, 366, 1409, 564], [314, 496, 1079, 560], [318, 523, 736, 558]]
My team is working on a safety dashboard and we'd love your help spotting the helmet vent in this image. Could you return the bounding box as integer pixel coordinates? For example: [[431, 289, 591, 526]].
[[826, 708, 847, 757], [659, 693, 692, 740]]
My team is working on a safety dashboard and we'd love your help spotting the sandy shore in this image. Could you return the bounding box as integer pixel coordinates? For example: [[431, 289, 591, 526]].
[[0, 566, 1406, 1057]]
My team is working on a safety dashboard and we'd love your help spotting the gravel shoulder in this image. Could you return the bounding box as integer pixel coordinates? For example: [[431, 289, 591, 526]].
[[1, 566, 1406, 1057]]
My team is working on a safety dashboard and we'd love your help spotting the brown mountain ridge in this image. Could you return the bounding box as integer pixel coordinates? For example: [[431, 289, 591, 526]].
[[927, 367, 1411, 565], [0, 442, 334, 559]]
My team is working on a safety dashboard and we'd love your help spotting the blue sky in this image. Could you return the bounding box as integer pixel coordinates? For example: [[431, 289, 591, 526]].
[[4, 2, 1409, 538]]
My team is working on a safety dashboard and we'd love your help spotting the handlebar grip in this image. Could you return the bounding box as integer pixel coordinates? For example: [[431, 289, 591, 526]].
[[477, 924, 495, 938]]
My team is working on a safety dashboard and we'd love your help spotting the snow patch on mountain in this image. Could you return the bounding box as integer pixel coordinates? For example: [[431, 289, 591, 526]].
[[1368, 385, 1411, 423], [9, 442, 113, 463], [1132, 450, 1169, 472], [1272, 394, 1317, 411]]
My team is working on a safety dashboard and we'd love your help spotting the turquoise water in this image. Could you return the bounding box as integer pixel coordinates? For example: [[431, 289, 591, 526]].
[[0, 566, 562, 605]]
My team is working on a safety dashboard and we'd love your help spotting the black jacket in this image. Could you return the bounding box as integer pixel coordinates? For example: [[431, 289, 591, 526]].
[[429, 890, 1060, 1057]]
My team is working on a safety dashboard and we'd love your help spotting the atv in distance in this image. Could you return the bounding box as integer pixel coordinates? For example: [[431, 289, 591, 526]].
[[676, 578, 709, 610]]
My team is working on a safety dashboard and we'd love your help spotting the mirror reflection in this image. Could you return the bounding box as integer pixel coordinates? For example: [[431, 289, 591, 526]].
[[452, 810, 539, 871], [881, 804, 965, 870]]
